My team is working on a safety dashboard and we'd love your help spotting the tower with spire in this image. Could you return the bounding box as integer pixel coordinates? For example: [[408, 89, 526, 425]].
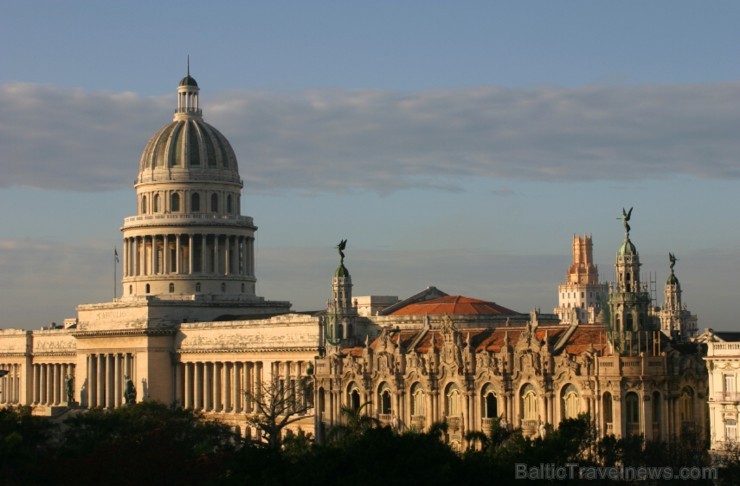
[[324, 239, 357, 345], [656, 253, 698, 339], [554, 234, 608, 324], [607, 208, 653, 354]]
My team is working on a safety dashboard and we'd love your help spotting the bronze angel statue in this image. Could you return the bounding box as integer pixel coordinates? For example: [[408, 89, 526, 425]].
[[619, 207, 633, 234], [336, 239, 347, 264]]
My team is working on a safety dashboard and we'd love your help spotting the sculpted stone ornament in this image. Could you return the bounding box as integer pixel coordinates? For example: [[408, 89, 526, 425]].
[[123, 375, 137, 405], [65, 374, 74, 404]]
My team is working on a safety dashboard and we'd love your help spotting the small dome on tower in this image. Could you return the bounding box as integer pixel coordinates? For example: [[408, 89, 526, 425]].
[[667, 272, 680, 285], [179, 74, 198, 87], [335, 264, 350, 278], [618, 238, 637, 256]]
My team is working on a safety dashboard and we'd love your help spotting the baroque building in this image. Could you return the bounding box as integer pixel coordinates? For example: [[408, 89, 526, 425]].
[[0, 73, 710, 450], [314, 210, 708, 449]]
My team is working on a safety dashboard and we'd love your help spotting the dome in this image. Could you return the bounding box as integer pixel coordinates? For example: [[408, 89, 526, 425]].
[[667, 272, 680, 286], [136, 75, 241, 185], [334, 264, 350, 278], [390, 295, 518, 316], [179, 74, 198, 87], [618, 238, 637, 256], [137, 119, 240, 180]]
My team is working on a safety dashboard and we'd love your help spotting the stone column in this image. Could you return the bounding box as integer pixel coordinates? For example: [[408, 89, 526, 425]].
[[97, 354, 105, 408], [107, 355, 115, 409], [245, 362, 253, 412], [88, 355, 96, 407], [201, 235, 207, 274], [52, 364, 60, 405], [223, 362, 232, 412], [194, 362, 203, 410], [184, 363, 192, 409], [214, 363, 222, 412], [114, 354, 121, 407], [233, 363, 242, 413], [214, 236, 219, 275], [188, 235, 194, 275], [162, 234, 169, 274], [224, 236, 230, 276], [204, 363, 212, 411], [175, 234, 181, 274], [33, 364, 40, 404]]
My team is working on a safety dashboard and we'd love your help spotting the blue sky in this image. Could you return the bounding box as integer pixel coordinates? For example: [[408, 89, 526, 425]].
[[1, 1, 739, 329]]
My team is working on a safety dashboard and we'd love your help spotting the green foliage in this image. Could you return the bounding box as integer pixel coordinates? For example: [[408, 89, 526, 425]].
[[0, 406, 57, 485]]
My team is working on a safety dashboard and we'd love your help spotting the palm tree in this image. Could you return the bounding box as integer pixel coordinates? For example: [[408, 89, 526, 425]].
[[327, 402, 380, 445]]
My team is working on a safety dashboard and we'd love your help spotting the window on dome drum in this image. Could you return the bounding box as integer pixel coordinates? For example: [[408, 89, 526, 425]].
[[195, 282, 201, 292], [153, 195, 160, 213], [227, 195, 232, 213], [191, 193, 200, 212], [211, 193, 218, 212], [169, 283, 174, 293], [240, 283, 245, 293], [129, 285, 132, 295], [145, 284, 150, 294], [141, 195, 147, 214], [171, 193, 180, 212], [221, 282, 226, 292]]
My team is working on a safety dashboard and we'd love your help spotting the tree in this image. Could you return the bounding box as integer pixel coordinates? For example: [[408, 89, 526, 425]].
[[326, 402, 380, 446], [244, 379, 312, 450]]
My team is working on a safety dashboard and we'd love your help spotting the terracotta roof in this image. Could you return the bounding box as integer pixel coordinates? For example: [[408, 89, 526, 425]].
[[389, 295, 518, 316], [562, 325, 610, 355]]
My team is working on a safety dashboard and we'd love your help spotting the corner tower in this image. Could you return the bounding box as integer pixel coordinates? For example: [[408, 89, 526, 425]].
[[120, 71, 259, 302]]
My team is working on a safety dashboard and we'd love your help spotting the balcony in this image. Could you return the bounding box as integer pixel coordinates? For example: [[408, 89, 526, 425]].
[[123, 213, 254, 228], [411, 415, 426, 430], [605, 422, 614, 435], [714, 392, 740, 403], [626, 423, 641, 437]]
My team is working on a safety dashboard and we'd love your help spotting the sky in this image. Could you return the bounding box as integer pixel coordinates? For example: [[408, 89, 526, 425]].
[[1, 1, 739, 330]]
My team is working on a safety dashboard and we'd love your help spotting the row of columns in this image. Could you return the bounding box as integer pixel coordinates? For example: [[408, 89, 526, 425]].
[[178, 360, 312, 414], [0, 364, 21, 404], [32, 363, 75, 406], [123, 234, 254, 278], [86, 353, 135, 409]]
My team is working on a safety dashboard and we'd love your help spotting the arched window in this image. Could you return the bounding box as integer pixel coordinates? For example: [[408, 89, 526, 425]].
[[347, 384, 361, 412], [211, 193, 218, 212], [378, 383, 392, 415], [171, 193, 180, 212], [625, 392, 640, 436], [191, 193, 200, 212], [680, 387, 694, 423], [141, 195, 148, 214], [227, 195, 233, 213], [445, 383, 461, 417], [482, 384, 497, 419], [129, 285, 133, 295], [169, 283, 174, 293], [410, 383, 425, 416], [153, 194, 160, 213], [652, 391, 661, 440], [521, 384, 538, 422], [603, 392, 613, 434], [561, 384, 580, 420]]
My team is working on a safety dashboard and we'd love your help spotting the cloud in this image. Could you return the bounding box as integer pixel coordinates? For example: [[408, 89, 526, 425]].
[[2, 82, 740, 193]]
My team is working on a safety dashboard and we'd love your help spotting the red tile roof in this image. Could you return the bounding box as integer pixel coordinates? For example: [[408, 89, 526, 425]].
[[389, 295, 518, 316]]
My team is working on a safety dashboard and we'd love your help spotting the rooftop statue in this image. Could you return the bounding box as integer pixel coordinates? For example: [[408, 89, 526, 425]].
[[669, 252, 678, 272], [336, 239, 347, 265], [619, 207, 633, 235]]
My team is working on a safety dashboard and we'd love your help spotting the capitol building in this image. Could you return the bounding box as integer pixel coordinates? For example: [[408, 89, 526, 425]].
[[0, 72, 722, 449]]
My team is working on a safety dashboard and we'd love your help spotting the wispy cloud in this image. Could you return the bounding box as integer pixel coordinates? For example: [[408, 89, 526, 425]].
[[2, 82, 740, 193]]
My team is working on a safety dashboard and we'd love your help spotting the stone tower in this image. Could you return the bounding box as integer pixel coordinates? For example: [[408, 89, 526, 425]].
[[325, 240, 356, 345], [657, 253, 698, 340], [554, 234, 608, 324], [608, 208, 653, 354]]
